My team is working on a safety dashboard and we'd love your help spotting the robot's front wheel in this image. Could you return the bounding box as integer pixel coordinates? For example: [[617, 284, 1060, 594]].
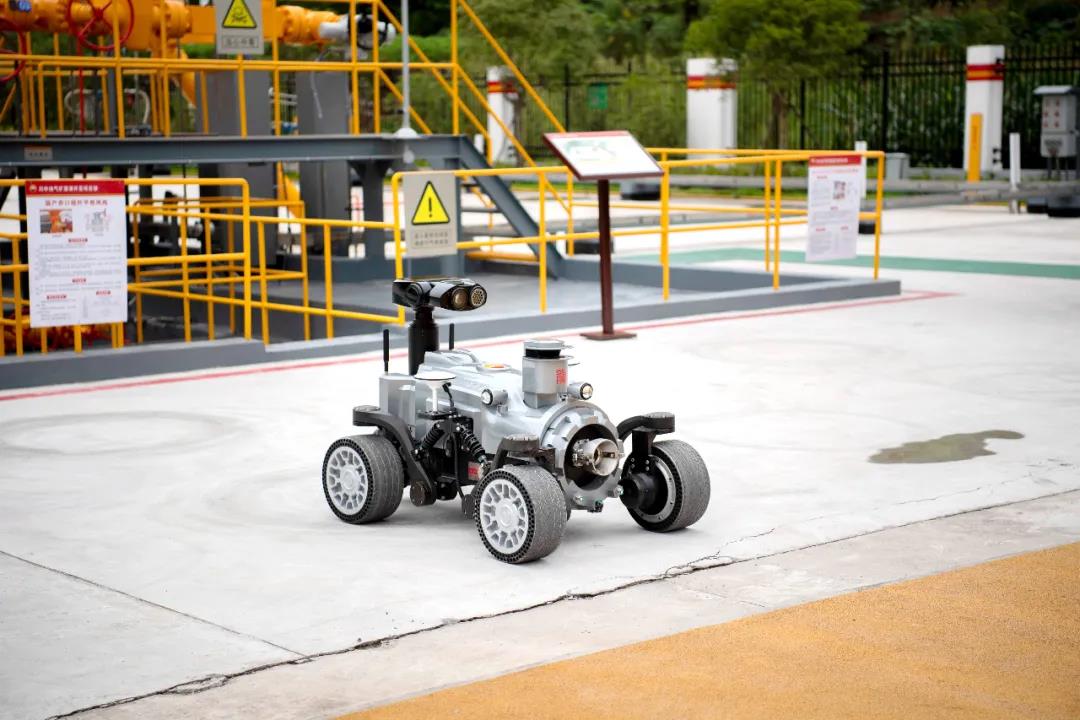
[[625, 439, 710, 532], [474, 465, 567, 564], [322, 435, 405, 524]]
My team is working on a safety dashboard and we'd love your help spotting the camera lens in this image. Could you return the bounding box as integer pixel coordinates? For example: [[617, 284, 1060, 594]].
[[451, 287, 468, 310]]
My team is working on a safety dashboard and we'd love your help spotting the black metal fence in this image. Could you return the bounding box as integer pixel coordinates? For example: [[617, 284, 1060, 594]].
[[497, 44, 1080, 168]]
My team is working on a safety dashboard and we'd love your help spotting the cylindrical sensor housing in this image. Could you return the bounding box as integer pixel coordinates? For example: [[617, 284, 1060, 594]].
[[522, 339, 568, 408]]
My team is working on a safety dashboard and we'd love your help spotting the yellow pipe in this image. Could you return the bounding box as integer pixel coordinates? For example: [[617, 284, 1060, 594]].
[[371, 1, 380, 133], [179, 209, 191, 341]]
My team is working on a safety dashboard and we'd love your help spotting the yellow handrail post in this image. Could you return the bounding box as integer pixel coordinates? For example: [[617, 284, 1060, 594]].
[[763, 160, 772, 270], [53, 35, 64, 132], [566, 173, 574, 256], [299, 204, 311, 340], [111, 5, 125, 138], [35, 65, 46, 138], [661, 164, 670, 300], [159, 0, 170, 137], [242, 182, 252, 340], [451, 0, 459, 134], [323, 224, 334, 339], [11, 216, 24, 356], [538, 174, 547, 313], [391, 173, 406, 323], [772, 161, 783, 291], [349, 0, 360, 135], [180, 213, 192, 341], [237, 54, 247, 138], [205, 216, 215, 341], [967, 113, 983, 183], [226, 208, 236, 334], [874, 153, 884, 280], [372, 1, 381, 133], [258, 223, 269, 342], [199, 71, 210, 134]]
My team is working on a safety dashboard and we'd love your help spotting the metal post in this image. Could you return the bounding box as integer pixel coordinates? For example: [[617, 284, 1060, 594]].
[[563, 63, 571, 130], [1008, 132, 1021, 213], [879, 50, 889, 153], [400, 0, 411, 132], [582, 179, 634, 341]]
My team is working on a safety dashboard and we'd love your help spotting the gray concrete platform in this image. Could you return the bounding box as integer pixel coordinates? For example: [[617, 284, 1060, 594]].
[[0, 205, 1077, 720]]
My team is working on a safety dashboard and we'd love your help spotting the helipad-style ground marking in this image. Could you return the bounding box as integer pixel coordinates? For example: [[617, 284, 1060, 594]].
[[410, 182, 451, 225]]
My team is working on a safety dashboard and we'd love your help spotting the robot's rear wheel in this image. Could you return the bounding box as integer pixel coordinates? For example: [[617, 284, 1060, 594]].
[[626, 439, 710, 532], [474, 465, 566, 564], [322, 435, 404, 524]]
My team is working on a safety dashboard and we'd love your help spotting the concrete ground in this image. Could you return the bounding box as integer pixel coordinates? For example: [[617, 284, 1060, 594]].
[[1, 204, 1078, 719]]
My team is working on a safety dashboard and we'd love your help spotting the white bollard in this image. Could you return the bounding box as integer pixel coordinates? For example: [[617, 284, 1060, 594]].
[[486, 67, 517, 164], [964, 45, 1005, 172], [855, 139, 868, 199], [1009, 132, 1021, 213], [686, 57, 737, 151]]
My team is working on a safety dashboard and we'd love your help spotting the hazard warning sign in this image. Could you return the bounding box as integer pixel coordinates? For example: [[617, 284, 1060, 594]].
[[215, 0, 263, 56], [404, 173, 458, 258], [411, 182, 451, 225], [222, 0, 257, 28]]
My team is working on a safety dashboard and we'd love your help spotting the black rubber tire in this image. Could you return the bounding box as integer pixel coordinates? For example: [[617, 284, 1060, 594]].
[[474, 465, 566, 564], [322, 434, 404, 524], [628, 439, 710, 532]]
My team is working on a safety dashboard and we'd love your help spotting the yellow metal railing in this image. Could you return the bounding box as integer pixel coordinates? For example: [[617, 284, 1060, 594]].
[[390, 149, 886, 311], [1, 176, 405, 357]]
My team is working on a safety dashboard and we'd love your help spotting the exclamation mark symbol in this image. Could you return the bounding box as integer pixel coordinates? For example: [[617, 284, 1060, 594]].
[[428, 197, 433, 218]]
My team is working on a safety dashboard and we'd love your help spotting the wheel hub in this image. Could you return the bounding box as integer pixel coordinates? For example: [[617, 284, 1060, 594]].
[[326, 445, 369, 514], [479, 477, 529, 554]]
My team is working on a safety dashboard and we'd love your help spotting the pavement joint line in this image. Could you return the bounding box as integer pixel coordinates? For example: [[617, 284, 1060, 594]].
[[0, 290, 952, 404], [0, 549, 304, 661], [48, 485, 1080, 720]]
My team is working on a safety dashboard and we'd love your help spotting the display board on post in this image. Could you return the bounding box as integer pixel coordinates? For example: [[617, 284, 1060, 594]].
[[805, 155, 862, 263], [543, 130, 662, 341]]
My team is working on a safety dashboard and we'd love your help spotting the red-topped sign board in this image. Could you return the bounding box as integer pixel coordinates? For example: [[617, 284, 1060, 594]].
[[543, 131, 662, 181]]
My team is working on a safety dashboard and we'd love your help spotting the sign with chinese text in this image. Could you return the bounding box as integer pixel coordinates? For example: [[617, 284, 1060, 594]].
[[806, 155, 862, 262], [26, 180, 128, 328]]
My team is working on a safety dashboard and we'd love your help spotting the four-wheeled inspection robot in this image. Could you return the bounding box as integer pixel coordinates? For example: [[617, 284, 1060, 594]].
[[321, 278, 711, 563]]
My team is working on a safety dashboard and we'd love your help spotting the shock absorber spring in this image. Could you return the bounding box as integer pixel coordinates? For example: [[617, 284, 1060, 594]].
[[457, 427, 487, 464], [420, 423, 445, 453]]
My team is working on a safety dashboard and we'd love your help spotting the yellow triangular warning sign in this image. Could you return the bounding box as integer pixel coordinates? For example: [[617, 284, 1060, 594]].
[[411, 182, 451, 225], [222, 0, 257, 29]]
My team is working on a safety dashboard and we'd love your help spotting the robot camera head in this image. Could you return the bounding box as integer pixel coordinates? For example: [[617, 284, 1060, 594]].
[[392, 278, 487, 312]]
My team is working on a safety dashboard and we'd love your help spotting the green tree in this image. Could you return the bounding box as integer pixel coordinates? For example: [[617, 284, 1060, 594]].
[[687, 0, 866, 147], [585, 0, 702, 62], [458, 0, 601, 79]]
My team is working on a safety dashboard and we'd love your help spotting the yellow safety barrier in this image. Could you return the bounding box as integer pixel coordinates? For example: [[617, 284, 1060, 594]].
[[390, 149, 885, 310], [0, 176, 406, 357]]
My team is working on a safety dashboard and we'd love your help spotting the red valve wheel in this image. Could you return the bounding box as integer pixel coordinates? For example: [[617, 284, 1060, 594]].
[[66, 0, 135, 53], [0, 18, 28, 83]]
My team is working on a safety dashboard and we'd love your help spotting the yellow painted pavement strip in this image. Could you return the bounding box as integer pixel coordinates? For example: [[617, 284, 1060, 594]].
[[342, 542, 1080, 720]]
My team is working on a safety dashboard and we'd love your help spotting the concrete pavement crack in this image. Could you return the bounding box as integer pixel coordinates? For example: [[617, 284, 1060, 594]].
[[47, 486, 1080, 720], [0, 550, 304, 663]]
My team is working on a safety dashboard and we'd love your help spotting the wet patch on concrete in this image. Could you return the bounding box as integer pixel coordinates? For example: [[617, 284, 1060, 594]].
[[870, 430, 1024, 464]]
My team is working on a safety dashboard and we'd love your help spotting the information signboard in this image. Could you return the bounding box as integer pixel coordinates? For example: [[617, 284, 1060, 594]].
[[805, 155, 862, 262], [26, 179, 128, 328], [216, 0, 264, 56], [543, 131, 662, 181], [403, 173, 459, 258]]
